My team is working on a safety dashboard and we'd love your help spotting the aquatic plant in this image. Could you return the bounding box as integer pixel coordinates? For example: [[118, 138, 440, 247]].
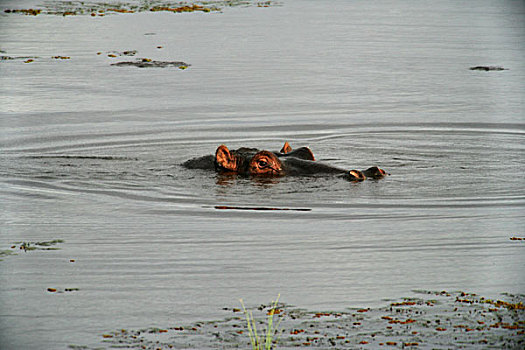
[[239, 294, 283, 350]]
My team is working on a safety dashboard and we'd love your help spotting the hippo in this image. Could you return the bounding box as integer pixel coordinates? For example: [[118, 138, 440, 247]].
[[182, 142, 388, 181]]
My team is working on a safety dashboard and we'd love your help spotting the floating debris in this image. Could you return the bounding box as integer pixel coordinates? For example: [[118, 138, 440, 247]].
[[52, 56, 70, 59], [111, 59, 190, 68], [470, 66, 508, 71], [76, 290, 524, 349]]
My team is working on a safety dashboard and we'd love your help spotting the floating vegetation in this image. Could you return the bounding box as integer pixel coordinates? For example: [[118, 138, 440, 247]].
[[510, 236, 524, 241], [15, 239, 64, 252], [1, 240, 64, 261], [4, 1, 278, 17], [111, 59, 190, 68], [75, 290, 524, 349]]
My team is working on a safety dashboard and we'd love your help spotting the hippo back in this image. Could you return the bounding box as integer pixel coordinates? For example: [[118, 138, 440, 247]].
[[282, 157, 346, 176]]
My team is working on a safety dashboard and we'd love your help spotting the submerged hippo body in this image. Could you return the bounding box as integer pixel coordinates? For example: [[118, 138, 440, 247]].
[[182, 142, 388, 181]]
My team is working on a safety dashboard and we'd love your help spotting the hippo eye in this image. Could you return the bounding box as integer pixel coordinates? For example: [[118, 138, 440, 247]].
[[258, 160, 268, 168]]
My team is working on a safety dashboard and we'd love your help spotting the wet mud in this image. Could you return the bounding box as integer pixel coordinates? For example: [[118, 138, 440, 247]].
[[78, 290, 524, 349]]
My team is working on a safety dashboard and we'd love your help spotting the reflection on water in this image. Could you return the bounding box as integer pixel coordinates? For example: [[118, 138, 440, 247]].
[[1, 0, 524, 349]]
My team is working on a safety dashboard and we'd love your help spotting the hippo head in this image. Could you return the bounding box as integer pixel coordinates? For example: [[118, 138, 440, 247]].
[[215, 145, 283, 176], [247, 150, 283, 176]]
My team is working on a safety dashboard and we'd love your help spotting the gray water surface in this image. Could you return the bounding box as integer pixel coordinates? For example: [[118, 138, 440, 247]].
[[1, 0, 524, 349]]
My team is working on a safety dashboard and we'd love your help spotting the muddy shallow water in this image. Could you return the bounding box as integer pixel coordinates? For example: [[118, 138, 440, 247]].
[[1, 0, 524, 349]]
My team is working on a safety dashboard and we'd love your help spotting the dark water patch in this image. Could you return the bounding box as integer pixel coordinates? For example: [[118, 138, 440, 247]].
[[82, 290, 524, 350]]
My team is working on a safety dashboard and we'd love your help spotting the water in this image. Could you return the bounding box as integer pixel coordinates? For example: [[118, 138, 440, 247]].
[[1, 0, 524, 348]]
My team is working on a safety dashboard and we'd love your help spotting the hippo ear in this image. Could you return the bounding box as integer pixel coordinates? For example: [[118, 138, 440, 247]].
[[215, 145, 238, 171], [280, 141, 292, 154], [348, 170, 366, 182]]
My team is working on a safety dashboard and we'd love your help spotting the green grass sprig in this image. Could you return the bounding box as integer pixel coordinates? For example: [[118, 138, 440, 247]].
[[239, 294, 283, 350]]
